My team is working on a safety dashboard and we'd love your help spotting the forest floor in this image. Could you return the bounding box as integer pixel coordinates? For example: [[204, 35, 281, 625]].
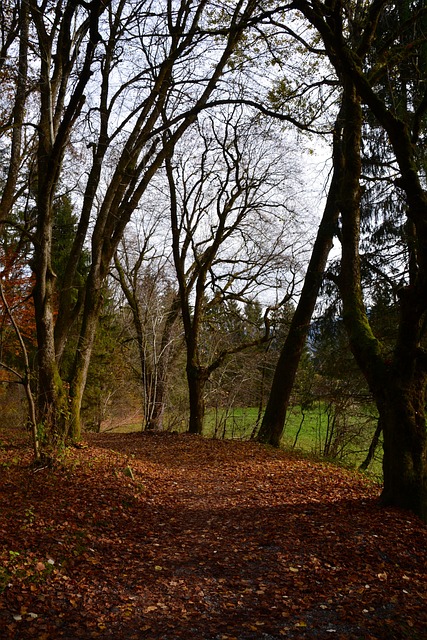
[[0, 430, 426, 640]]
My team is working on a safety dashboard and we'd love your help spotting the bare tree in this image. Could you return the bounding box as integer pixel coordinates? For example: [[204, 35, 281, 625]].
[[0, 273, 39, 460], [113, 214, 181, 431], [167, 110, 300, 434]]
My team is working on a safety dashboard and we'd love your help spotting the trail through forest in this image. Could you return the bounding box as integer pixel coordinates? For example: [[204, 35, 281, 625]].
[[0, 431, 426, 639]]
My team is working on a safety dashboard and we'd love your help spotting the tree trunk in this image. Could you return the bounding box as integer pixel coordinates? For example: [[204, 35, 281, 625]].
[[68, 270, 105, 440], [257, 108, 344, 447], [187, 364, 207, 434], [291, 0, 427, 523], [359, 417, 382, 472], [146, 295, 181, 431], [28, 0, 105, 447], [145, 385, 165, 431], [336, 80, 427, 521], [33, 282, 68, 441], [379, 379, 427, 520], [32, 184, 69, 442]]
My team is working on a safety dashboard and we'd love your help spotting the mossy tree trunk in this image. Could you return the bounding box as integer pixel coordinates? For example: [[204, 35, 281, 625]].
[[67, 271, 106, 440], [337, 80, 427, 521], [29, 0, 107, 446], [293, 0, 427, 522], [379, 379, 427, 519]]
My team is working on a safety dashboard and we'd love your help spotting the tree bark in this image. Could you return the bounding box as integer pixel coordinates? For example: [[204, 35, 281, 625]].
[[379, 379, 427, 519], [187, 364, 208, 435], [67, 263, 106, 440], [28, 0, 107, 443], [145, 294, 181, 431]]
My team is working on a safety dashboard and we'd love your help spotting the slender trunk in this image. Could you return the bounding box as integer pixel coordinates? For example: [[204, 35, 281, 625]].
[[0, 279, 39, 460], [359, 417, 382, 471], [146, 295, 181, 430], [257, 109, 344, 447], [145, 383, 165, 431], [292, 409, 305, 449]]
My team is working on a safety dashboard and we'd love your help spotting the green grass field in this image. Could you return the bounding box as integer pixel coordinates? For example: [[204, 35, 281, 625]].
[[104, 404, 383, 480], [202, 404, 383, 479]]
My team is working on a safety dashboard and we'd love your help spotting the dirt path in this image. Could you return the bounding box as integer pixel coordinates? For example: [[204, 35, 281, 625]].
[[0, 432, 426, 639]]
